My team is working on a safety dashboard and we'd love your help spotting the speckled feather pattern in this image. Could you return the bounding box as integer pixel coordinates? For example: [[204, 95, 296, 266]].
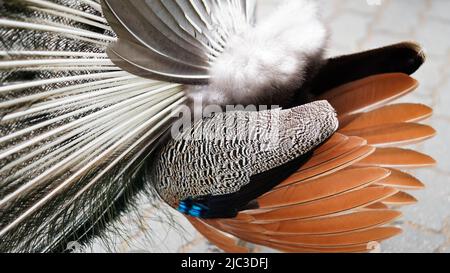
[[152, 101, 338, 206]]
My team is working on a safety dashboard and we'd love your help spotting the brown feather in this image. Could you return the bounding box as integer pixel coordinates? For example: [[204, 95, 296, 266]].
[[313, 133, 349, 155], [247, 186, 398, 222], [258, 167, 390, 208], [219, 210, 400, 235], [356, 147, 436, 168], [210, 225, 399, 253], [382, 192, 418, 205], [339, 103, 433, 131], [297, 137, 367, 172], [226, 227, 401, 250], [187, 217, 249, 253], [375, 169, 425, 190], [261, 227, 402, 247], [261, 243, 378, 253], [320, 73, 418, 116], [278, 145, 375, 188], [365, 202, 389, 209], [342, 123, 436, 146]]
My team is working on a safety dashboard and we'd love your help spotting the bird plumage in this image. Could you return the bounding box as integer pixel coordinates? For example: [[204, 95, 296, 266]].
[[206, 0, 326, 106], [0, 0, 437, 253], [103, 0, 327, 106], [182, 71, 436, 253], [102, 0, 255, 84], [151, 101, 338, 218], [0, 0, 187, 252]]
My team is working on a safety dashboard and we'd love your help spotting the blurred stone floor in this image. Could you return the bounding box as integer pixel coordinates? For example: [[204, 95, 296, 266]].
[[91, 0, 450, 253]]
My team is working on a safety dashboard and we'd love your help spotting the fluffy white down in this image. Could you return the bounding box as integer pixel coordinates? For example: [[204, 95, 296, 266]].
[[199, 0, 327, 106]]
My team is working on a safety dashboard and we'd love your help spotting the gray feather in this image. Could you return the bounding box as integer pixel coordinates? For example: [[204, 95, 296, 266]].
[[151, 100, 339, 206], [101, 0, 256, 84], [0, 0, 186, 252]]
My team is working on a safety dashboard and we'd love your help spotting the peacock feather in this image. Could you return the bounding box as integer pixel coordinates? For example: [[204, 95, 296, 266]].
[[0, 0, 436, 253]]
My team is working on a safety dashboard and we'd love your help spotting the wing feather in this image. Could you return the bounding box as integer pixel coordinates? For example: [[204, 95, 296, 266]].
[[342, 122, 436, 146], [320, 73, 418, 116], [101, 0, 256, 83], [355, 147, 436, 168], [192, 71, 435, 253], [258, 167, 390, 209], [218, 210, 401, 235], [340, 103, 433, 131]]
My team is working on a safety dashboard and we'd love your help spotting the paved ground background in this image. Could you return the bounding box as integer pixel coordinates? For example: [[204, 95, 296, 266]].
[[90, 0, 450, 253]]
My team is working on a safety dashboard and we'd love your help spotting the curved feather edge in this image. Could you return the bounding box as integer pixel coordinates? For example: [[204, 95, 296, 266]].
[[190, 68, 435, 253]]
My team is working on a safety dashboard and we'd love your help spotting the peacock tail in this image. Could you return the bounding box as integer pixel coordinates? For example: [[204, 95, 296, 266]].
[[0, 0, 437, 253], [0, 0, 255, 252]]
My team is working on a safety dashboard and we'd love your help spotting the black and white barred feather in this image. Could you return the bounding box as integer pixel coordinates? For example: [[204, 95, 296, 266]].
[[151, 101, 338, 217]]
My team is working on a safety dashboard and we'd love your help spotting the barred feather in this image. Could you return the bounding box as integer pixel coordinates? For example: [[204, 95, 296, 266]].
[[0, 0, 437, 254]]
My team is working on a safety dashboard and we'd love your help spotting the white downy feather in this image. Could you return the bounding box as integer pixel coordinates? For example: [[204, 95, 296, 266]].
[[202, 0, 327, 106]]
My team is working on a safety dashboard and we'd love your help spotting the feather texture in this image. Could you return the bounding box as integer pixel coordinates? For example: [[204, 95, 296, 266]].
[[320, 73, 418, 116], [150, 101, 339, 217], [101, 0, 255, 84], [339, 103, 433, 131], [0, 0, 186, 252], [247, 186, 398, 222], [206, 0, 327, 106], [216, 210, 401, 235], [375, 169, 425, 190], [0, 0, 437, 254], [184, 70, 436, 253], [258, 167, 390, 209], [188, 217, 249, 253], [356, 148, 436, 168], [343, 122, 436, 146]]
